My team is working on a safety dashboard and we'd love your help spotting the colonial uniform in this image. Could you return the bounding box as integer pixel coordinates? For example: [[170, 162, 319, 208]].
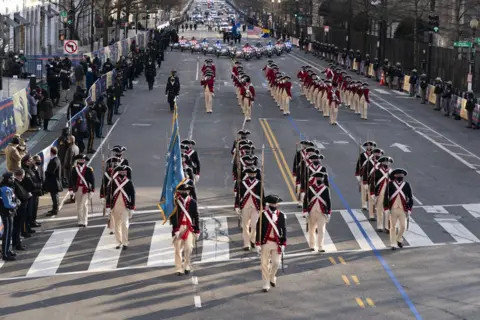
[[323, 81, 332, 117], [240, 77, 255, 121], [383, 169, 413, 250], [201, 73, 214, 113], [355, 141, 376, 210], [256, 195, 287, 292], [171, 183, 200, 275], [231, 130, 251, 155], [360, 83, 370, 119], [292, 141, 314, 205], [181, 139, 201, 182], [329, 82, 342, 125], [365, 148, 384, 220], [303, 172, 331, 252], [283, 76, 292, 115], [235, 167, 264, 250], [69, 154, 95, 227], [105, 165, 135, 249], [370, 156, 394, 231]]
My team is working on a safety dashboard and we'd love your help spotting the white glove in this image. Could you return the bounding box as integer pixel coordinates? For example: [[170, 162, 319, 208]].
[[385, 210, 390, 215], [356, 176, 361, 182], [212, 93, 215, 97], [372, 195, 377, 201], [303, 211, 308, 218], [88, 192, 93, 200], [174, 231, 180, 238], [324, 214, 330, 223], [196, 233, 200, 240], [256, 246, 261, 254], [129, 210, 134, 219], [100, 198, 106, 204], [195, 175, 200, 183], [235, 208, 241, 215], [280, 245, 285, 253], [408, 210, 412, 216], [106, 208, 111, 216]]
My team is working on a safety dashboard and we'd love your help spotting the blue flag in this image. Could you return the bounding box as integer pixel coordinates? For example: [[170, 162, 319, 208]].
[[158, 106, 186, 223]]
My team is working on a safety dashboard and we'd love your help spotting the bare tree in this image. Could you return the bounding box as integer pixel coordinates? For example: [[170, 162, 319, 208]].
[[435, 0, 480, 42], [48, 0, 89, 40]]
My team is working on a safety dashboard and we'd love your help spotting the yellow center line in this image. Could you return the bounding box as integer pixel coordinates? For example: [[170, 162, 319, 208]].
[[328, 257, 336, 265], [259, 120, 297, 202], [352, 275, 360, 285], [366, 298, 376, 307], [262, 119, 297, 186], [355, 297, 365, 308], [342, 275, 351, 286], [338, 257, 346, 264]]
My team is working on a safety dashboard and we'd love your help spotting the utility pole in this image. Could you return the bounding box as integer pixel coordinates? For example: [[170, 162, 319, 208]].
[[426, 0, 435, 81], [90, 0, 95, 51]]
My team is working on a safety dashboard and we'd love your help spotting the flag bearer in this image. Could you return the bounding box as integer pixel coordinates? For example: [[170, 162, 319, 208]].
[[256, 195, 287, 292], [370, 156, 394, 232], [383, 168, 413, 250], [69, 154, 95, 227], [171, 183, 200, 275], [235, 167, 264, 251], [303, 172, 331, 252], [105, 165, 135, 249], [355, 141, 376, 210]]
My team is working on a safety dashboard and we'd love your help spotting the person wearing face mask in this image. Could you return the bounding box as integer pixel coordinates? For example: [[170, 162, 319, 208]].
[[5, 136, 23, 173], [166, 73, 180, 112], [365, 148, 384, 221], [355, 141, 376, 211], [235, 167, 264, 251], [12, 169, 31, 251], [256, 195, 287, 292], [369, 156, 394, 232], [20, 155, 39, 236], [303, 172, 331, 252], [0, 172, 19, 261], [69, 154, 95, 227], [45, 147, 63, 217], [105, 165, 135, 250], [171, 182, 200, 276], [305, 154, 328, 187], [383, 168, 413, 250], [30, 155, 44, 227]]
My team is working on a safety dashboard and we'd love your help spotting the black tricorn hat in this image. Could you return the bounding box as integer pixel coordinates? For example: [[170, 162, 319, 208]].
[[237, 129, 251, 135], [362, 141, 376, 147], [181, 139, 196, 146], [111, 145, 127, 153], [264, 195, 283, 204], [74, 154, 90, 162], [391, 168, 408, 177], [312, 172, 325, 178], [243, 167, 259, 174], [378, 156, 394, 164]]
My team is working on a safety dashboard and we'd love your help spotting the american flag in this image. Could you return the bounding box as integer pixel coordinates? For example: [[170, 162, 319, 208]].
[[247, 26, 262, 36]]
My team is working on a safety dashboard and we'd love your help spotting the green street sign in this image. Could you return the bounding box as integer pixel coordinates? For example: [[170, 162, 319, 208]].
[[60, 10, 67, 17], [475, 38, 480, 45], [454, 41, 472, 48]]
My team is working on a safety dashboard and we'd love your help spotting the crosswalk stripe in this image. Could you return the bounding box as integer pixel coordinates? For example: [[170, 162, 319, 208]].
[[435, 218, 480, 244], [295, 213, 337, 252], [147, 222, 174, 266], [339, 210, 370, 250], [403, 217, 434, 247], [26, 228, 78, 277], [88, 227, 122, 271], [201, 217, 230, 262], [374, 89, 391, 95], [352, 209, 387, 249], [424, 206, 449, 214], [462, 204, 480, 218]]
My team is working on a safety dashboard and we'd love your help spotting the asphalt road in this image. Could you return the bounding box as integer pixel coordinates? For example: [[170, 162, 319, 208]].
[[2, 27, 480, 320]]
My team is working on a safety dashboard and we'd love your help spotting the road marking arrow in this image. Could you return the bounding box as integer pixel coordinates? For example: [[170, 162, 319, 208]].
[[132, 123, 152, 127], [390, 143, 411, 152], [333, 141, 349, 144]]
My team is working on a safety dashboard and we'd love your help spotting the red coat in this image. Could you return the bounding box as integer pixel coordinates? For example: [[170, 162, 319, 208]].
[[297, 70, 304, 80], [284, 82, 292, 97], [201, 78, 214, 93], [202, 65, 216, 77], [240, 84, 255, 101], [363, 88, 370, 103], [325, 69, 334, 80]]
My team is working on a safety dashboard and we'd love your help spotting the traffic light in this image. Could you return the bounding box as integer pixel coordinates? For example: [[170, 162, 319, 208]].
[[59, 29, 65, 41], [67, 9, 74, 25], [429, 14, 439, 33]]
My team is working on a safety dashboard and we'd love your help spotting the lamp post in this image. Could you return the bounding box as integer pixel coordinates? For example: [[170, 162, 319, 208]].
[[469, 18, 478, 92]]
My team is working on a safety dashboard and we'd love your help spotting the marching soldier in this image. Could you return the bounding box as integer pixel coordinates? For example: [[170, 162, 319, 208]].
[[202, 59, 216, 78], [231, 129, 251, 155], [355, 141, 376, 210], [256, 195, 287, 292], [370, 156, 394, 232], [69, 154, 95, 227], [329, 82, 342, 125], [365, 148, 384, 220], [240, 76, 255, 121], [360, 82, 370, 120], [282, 76, 292, 115], [383, 168, 413, 250], [235, 167, 264, 251], [171, 182, 200, 275], [200, 71, 215, 113], [303, 172, 331, 252], [165, 73, 180, 112], [181, 139, 201, 182], [105, 165, 135, 249], [297, 66, 307, 94], [298, 146, 319, 206], [323, 80, 331, 117], [292, 140, 314, 205], [305, 154, 329, 186]]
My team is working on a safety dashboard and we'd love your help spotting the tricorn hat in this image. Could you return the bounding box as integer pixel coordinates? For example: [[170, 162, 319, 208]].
[[264, 195, 283, 204], [391, 168, 408, 177], [362, 141, 376, 147]]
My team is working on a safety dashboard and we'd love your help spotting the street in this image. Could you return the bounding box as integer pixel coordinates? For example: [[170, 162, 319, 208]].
[[1, 28, 480, 320]]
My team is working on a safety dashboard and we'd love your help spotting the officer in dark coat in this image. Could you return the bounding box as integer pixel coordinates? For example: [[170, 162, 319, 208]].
[[165, 71, 180, 112], [85, 101, 98, 153]]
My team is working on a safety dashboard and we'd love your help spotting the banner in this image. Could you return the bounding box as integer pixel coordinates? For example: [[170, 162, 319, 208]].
[[0, 99, 16, 150], [12, 88, 29, 135]]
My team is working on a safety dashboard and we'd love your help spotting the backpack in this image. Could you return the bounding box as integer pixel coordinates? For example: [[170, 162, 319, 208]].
[[0, 186, 16, 209]]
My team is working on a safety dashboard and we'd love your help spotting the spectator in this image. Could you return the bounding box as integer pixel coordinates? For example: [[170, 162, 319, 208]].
[[44, 147, 63, 217], [27, 90, 39, 129], [4, 136, 23, 172], [12, 168, 30, 250], [74, 63, 85, 88], [64, 135, 79, 203], [465, 91, 477, 129], [57, 128, 69, 187], [60, 65, 71, 103], [47, 67, 61, 107], [20, 155, 37, 236], [72, 118, 87, 153], [37, 92, 54, 131], [30, 155, 44, 227], [86, 67, 94, 91], [0, 172, 18, 261]]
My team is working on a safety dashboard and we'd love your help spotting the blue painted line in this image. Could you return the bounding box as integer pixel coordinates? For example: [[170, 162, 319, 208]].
[[287, 115, 423, 320]]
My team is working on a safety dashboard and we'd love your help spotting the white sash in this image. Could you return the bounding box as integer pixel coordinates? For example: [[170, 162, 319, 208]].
[[242, 179, 260, 200], [264, 210, 280, 238], [376, 169, 390, 187], [114, 178, 130, 201], [104, 171, 111, 181], [361, 153, 372, 168], [75, 166, 90, 189], [390, 181, 406, 201], [177, 198, 192, 224], [308, 185, 327, 207]]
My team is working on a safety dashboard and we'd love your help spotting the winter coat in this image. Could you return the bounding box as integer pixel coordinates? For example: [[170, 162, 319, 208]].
[[4, 143, 22, 172]]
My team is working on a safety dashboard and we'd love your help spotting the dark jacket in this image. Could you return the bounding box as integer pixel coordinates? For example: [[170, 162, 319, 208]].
[[44, 156, 63, 193]]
